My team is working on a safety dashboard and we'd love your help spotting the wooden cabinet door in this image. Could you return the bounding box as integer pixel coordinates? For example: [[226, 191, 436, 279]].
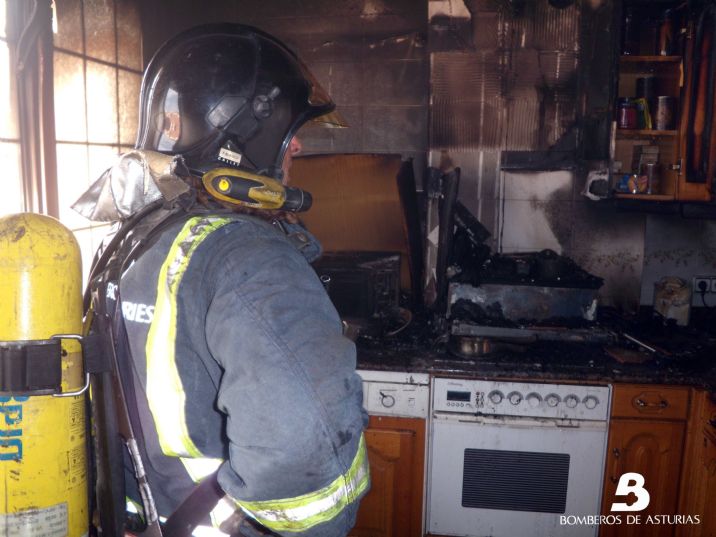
[[350, 416, 425, 537], [601, 419, 686, 537], [698, 431, 716, 537], [677, 390, 716, 537]]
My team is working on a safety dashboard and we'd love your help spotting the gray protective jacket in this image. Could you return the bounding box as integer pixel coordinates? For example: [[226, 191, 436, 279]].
[[117, 210, 369, 536]]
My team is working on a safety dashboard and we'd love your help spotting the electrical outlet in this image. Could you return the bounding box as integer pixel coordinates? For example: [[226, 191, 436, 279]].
[[693, 277, 713, 294]]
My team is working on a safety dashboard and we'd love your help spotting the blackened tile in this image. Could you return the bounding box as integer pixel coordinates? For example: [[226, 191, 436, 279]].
[[363, 105, 428, 152], [364, 29, 428, 61], [309, 62, 364, 106], [571, 200, 646, 253], [362, 60, 429, 105], [472, 10, 502, 50]]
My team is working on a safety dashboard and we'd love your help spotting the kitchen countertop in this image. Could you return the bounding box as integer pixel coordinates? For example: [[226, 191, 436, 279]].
[[356, 339, 716, 391]]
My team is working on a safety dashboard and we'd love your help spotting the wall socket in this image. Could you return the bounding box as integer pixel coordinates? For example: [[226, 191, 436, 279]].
[[693, 276, 716, 294]]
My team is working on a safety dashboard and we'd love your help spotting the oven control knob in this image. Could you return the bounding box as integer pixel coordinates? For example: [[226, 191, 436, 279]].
[[564, 395, 580, 408], [379, 391, 396, 408], [546, 394, 561, 407], [526, 393, 542, 407], [508, 392, 522, 405], [583, 395, 599, 410], [488, 390, 504, 404]]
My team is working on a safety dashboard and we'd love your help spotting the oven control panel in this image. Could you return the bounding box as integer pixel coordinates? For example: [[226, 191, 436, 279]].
[[357, 371, 430, 418], [432, 378, 610, 421]]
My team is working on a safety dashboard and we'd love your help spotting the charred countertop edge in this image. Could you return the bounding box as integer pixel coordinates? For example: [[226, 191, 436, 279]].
[[356, 349, 716, 392]]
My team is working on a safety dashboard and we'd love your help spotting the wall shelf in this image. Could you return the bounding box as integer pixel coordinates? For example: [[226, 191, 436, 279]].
[[614, 193, 675, 201], [620, 55, 681, 63], [616, 129, 678, 138]]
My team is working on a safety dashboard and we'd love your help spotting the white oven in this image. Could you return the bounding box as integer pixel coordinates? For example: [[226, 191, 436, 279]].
[[427, 378, 611, 537]]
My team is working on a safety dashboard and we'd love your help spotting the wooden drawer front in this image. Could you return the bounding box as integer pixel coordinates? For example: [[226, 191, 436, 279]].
[[612, 385, 690, 420]]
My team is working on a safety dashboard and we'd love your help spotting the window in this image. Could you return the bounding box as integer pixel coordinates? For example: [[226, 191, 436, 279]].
[[0, 0, 24, 215], [53, 0, 142, 280]]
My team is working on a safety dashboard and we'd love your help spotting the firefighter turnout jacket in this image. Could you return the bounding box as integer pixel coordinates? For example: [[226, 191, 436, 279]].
[[111, 210, 369, 536]]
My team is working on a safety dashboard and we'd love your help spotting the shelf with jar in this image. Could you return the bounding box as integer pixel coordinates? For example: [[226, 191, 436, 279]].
[[620, 55, 681, 64], [611, 1, 688, 201], [611, 1, 713, 203], [616, 129, 677, 139]]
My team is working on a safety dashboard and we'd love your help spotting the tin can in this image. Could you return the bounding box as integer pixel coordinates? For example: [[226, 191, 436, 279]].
[[655, 96, 676, 130], [642, 162, 660, 194]]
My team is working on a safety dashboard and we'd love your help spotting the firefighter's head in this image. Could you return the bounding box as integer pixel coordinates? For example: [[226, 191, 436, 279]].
[[135, 24, 341, 181]]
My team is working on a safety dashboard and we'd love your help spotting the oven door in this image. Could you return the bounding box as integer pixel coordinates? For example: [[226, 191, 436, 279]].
[[427, 413, 607, 537]]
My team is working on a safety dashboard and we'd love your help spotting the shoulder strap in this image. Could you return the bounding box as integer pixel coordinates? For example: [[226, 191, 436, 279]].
[[87, 206, 236, 537]]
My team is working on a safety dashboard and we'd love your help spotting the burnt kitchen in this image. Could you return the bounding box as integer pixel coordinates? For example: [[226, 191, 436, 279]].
[[294, 148, 716, 537]]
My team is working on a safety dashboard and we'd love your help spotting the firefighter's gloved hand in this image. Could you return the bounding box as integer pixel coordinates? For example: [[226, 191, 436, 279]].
[[219, 511, 278, 537]]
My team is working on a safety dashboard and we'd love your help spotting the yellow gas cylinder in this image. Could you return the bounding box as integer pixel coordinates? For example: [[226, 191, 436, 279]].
[[0, 213, 88, 536]]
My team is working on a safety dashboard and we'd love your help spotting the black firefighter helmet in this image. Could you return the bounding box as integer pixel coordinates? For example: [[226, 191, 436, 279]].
[[135, 23, 342, 180]]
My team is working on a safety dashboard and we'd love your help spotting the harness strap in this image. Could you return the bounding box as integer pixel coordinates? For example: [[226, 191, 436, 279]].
[[0, 334, 110, 396], [0, 339, 61, 394]]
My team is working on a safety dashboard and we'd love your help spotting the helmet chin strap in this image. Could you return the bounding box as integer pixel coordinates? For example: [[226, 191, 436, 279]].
[[201, 167, 312, 212]]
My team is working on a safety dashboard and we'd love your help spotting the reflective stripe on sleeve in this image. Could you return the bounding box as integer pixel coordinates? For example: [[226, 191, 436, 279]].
[[145, 216, 234, 458], [235, 434, 370, 532], [181, 457, 223, 483]]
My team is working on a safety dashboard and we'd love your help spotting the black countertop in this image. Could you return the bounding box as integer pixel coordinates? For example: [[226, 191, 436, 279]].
[[356, 339, 716, 390]]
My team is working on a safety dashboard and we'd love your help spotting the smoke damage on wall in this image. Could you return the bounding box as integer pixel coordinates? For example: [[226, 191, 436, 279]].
[[427, 0, 647, 309]]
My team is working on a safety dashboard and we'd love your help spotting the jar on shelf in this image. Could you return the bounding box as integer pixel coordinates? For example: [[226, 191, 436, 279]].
[[617, 98, 638, 129]]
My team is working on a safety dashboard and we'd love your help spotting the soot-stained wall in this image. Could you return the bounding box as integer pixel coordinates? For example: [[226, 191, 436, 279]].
[[428, 0, 647, 309]]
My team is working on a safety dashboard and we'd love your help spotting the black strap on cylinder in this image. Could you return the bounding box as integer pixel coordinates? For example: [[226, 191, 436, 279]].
[[0, 339, 62, 394], [0, 334, 113, 396]]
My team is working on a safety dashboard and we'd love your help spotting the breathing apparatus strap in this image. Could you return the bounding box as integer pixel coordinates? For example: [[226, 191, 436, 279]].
[[0, 332, 114, 396], [87, 205, 232, 537], [0, 340, 62, 394]]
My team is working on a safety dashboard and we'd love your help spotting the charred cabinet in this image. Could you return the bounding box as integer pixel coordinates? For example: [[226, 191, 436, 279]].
[[612, 1, 712, 202]]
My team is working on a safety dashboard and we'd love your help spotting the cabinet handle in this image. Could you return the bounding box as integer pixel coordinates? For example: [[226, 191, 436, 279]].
[[610, 448, 621, 484], [635, 398, 668, 409]]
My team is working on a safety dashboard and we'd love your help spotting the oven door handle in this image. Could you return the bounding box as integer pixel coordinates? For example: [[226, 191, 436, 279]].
[[432, 413, 607, 430]]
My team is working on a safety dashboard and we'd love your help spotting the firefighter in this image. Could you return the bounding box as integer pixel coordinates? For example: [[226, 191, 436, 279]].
[[74, 24, 369, 536]]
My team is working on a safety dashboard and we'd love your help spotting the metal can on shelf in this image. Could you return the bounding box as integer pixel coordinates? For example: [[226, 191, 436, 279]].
[[642, 162, 661, 194], [655, 96, 676, 130]]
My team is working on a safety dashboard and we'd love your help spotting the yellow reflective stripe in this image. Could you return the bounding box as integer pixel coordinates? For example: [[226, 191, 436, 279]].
[[236, 434, 370, 532], [181, 456, 224, 483], [146, 216, 234, 458]]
